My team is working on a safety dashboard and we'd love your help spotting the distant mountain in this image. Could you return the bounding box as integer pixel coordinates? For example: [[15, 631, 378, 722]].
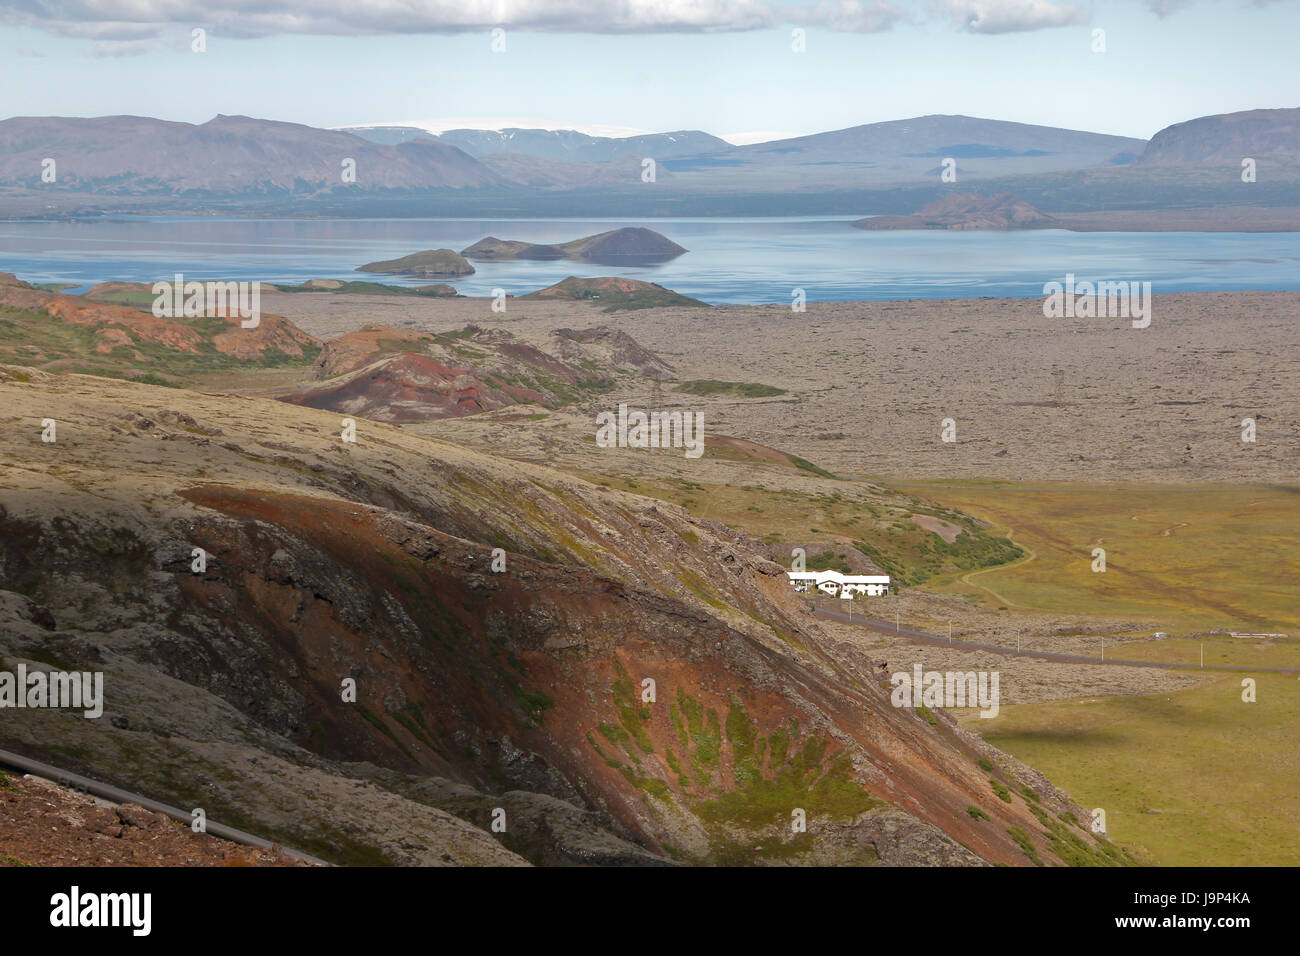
[[1138, 108, 1300, 165], [0, 115, 505, 194], [714, 115, 1145, 186], [342, 116, 1141, 182], [853, 192, 1058, 231], [738, 114, 1143, 165], [6, 111, 1296, 224], [334, 125, 440, 145], [463, 227, 687, 265], [477, 152, 654, 188], [344, 125, 732, 163]]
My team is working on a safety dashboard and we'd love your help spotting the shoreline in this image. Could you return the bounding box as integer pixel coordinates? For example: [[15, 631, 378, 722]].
[[5, 206, 1300, 233]]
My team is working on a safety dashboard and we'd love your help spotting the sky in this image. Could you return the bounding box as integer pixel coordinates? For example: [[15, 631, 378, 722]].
[[1, 0, 1297, 142]]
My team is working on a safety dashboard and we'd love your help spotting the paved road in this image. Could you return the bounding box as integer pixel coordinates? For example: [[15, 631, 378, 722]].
[[815, 606, 1300, 674], [0, 747, 331, 865]]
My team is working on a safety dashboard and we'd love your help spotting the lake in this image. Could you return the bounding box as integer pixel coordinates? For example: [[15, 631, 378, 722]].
[[2, 216, 1299, 305]]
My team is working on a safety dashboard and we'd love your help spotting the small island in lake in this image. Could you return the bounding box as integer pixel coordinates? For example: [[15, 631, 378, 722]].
[[520, 276, 708, 311], [463, 227, 687, 266], [853, 192, 1059, 231], [358, 248, 476, 278]]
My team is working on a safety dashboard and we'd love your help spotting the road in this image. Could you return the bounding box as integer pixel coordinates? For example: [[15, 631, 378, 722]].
[[814, 605, 1300, 674]]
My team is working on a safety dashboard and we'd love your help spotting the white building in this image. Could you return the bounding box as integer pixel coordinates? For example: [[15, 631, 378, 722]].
[[787, 570, 890, 598]]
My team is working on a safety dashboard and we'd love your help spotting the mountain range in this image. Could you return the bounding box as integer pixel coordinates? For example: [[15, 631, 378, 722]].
[[2, 109, 1298, 222], [343, 125, 733, 164]]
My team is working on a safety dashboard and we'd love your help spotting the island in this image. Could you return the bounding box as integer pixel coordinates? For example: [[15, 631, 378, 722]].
[[462, 227, 687, 266], [520, 276, 708, 311], [853, 192, 1058, 231], [357, 248, 475, 278]]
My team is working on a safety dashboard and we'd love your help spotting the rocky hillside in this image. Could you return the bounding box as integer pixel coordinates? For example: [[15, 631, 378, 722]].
[[280, 324, 663, 422], [0, 273, 321, 382], [0, 365, 1121, 866], [0, 772, 315, 867], [1139, 108, 1300, 166]]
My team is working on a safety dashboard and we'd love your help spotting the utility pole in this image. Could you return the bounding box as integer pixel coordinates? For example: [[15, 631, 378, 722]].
[[947, 620, 951, 644], [1201, 643, 1204, 668]]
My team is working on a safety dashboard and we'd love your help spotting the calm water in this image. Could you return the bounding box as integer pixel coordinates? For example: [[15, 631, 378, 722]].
[[2, 216, 1299, 304]]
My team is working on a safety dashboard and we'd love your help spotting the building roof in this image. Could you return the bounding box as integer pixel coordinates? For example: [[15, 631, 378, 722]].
[[787, 570, 890, 584]]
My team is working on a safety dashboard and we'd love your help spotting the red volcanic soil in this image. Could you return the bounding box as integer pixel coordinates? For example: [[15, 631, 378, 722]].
[[0, 277, 319, 360], [282, 353, 524, 422], [164, 484, 1089, 865], [0, 775, 311, 866]]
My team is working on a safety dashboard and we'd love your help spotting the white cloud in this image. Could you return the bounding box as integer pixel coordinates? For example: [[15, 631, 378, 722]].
[[720, 130, 802, 144], [1147, 0, 1284, 13], [346, 117, 655, 137], [943, 0, 1087, 33], [792, 1, 909, 32], [11, 0, 1280, 42], [1, 0, 781, 39], [2, 0, 901, 40]]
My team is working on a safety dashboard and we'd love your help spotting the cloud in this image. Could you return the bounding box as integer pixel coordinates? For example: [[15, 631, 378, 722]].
[[1147, 0, 1284, 13], [0, 0, 782, 39], [943, 0, 1087, 33], [8, 0, 1280, 42], [352, 117, 654, 137], [793, 1, 909, 32], [721, 129, 803, 144], [0, 0, 904, 39]]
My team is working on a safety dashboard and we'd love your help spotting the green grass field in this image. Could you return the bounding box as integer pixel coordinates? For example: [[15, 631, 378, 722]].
[[911, 480, 1300, 865], [674, 380, 788, 398], [899, 481, 1300, 634], [0, 304, 320, 385], [963, 672, 1300, 866], [572, 470, 1025, 587]]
